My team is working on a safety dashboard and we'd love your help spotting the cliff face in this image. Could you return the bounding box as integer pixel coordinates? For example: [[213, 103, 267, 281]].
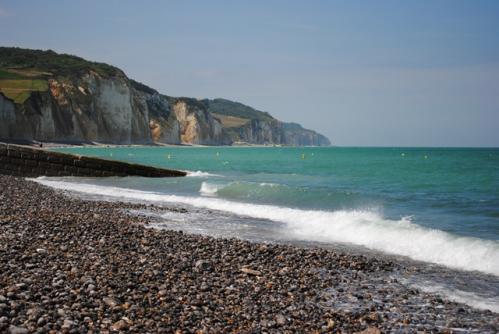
[[0, 47, 330, 146], [0, 72, 152, 144], [207, 99, 331, 146], [172, 98, 230, 145], [130, 83, 180, 145], [228, 119, 330, 146], [0, 70, 220, 145]]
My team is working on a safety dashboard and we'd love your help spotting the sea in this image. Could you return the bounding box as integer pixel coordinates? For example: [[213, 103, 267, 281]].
[[34, 146, 499, 312]]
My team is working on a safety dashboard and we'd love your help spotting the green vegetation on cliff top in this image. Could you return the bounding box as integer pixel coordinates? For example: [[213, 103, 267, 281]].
[[0, 69, 24, 80], [0, 47, 122, 103], [0, 47, 122, 77], [204, 98, 274, 121], [0, 68, 48, 103]]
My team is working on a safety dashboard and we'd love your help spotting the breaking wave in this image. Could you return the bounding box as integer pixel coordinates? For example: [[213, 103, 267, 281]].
[[33, 178, 499, 277], [199, 182, 224, 196], [185, 170, 222, 177], [198, 181, 281, 197]]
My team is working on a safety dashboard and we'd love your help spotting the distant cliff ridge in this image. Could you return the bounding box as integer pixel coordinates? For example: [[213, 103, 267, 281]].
[[0, 47, 330, 146]]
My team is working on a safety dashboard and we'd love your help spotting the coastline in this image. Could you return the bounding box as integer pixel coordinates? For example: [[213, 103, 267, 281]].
[[43, 143, 305, 150], [0, 175, 497, 333], [0, 140, 320, 150]]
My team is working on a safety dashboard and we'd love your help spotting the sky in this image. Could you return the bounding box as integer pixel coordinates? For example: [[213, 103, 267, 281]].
[[1, 0, 498, 146]]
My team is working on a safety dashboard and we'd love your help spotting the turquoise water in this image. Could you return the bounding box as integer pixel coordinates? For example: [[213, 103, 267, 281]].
[[52, 146, 499, 241], [37, 146, 499, 311]]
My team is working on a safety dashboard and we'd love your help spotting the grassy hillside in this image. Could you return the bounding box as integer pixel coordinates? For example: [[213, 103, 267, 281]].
[[0, 47, 121, 77], [0, 47, 124, 104], [0, 80, 48, 103], [204, 98, 274, 122], [0, 68, 24, 79], [0, 69, 49, 103]]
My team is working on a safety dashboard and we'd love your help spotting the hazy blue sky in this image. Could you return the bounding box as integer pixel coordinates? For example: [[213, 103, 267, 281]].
[[1, 0, 498, 146]]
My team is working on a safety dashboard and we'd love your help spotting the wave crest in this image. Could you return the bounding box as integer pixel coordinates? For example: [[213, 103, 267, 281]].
[[32, 178, 499, 276], [186, 170, 222, 177], [199, 182, 224, 196]]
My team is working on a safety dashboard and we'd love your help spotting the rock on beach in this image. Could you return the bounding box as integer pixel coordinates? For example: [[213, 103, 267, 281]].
[[0, 175, 497, 333]]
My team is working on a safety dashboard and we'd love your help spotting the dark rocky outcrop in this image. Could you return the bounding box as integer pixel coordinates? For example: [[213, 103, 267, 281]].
[[0, 47, 330, 146]]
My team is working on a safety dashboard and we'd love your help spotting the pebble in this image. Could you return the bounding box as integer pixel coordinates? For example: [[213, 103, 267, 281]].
[[0, 175, 497, 333], [62, 319, 75, 329], [275, 314, 286, 325], [194, 259, 211, 271], [240, 267, 261, 276], [112, 319, 129, 331], [8, 325, 29, 334]]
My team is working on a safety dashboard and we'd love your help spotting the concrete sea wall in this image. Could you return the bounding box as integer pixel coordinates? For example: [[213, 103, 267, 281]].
[[0, 143, 186, 177]]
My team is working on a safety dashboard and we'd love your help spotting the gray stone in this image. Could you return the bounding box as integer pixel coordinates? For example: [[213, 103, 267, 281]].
[[8, 325, 29, 334]]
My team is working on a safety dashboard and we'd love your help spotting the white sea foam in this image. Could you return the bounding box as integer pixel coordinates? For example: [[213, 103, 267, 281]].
[[186, 170, 222, 177], [259, 182, 279, 187], [199, 181, 279, 196], [402, 279, 499, 313], [32, 178, 499, 276], [199, 182, 224, 196]]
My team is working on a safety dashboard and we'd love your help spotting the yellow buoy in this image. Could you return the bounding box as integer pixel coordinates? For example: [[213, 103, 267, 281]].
[[301, 153, 305, 159], [216, 152, 220, 157]]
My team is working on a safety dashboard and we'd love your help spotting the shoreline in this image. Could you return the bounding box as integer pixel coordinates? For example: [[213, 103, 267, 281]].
[[0, 175, 497, 333], [0, 140, 324, 150]]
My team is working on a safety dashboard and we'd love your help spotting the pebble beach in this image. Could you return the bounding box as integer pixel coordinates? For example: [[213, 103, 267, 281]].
[[0, 175, 497, 333]]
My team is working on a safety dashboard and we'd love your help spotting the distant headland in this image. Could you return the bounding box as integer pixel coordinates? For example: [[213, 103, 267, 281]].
[[0, 47, 330, 147]]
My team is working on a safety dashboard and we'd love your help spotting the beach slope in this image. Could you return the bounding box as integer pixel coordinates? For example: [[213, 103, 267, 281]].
[[0, 176, 496, 333]]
